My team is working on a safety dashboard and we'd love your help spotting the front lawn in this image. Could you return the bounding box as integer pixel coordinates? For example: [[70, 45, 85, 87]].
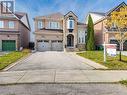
[[77, 51, 127, 70], [120, 80, 127, 86], [0, 49, 30, 70]]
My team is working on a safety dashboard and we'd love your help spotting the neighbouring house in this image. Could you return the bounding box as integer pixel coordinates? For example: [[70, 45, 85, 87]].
[[85, 2, 127, 50], [34, 11, 86, 52], [0, 3, 31, 51]]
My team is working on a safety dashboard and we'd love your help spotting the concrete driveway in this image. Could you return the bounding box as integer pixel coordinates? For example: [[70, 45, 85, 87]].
[[8, 51, 94, 71]]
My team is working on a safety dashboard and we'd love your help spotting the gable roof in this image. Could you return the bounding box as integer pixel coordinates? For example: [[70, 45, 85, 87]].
[[64, 11, 78, 18], [89, 12, 106, 16], [0, 3, 31, 30], [85, 12, 105, 24], [45, 12, 64, 19], [35, 12, 64, 20], [15, 12, 31, 30], [15, 12, 26, 19], [87, 2, 127, 25], [106, 2, 127, 15]]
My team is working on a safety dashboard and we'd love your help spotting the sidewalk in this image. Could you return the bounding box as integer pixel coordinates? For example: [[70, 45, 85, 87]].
[[0, 70, 127, 85]]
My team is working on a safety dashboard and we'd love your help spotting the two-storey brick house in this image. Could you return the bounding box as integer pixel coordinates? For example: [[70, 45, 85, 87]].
[[34, 11, 86, 51], [0, 3, 31, 51]]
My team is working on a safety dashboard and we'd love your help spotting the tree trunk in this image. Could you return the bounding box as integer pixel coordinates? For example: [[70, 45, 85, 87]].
[[119, 42, 122, 61]]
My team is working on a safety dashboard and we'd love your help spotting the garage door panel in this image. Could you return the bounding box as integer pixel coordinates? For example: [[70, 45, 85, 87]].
[[37, 40, 63, 52], [37, 40, 51, 51], [51, 40, 63, 51], [2, 40, 16, 51]]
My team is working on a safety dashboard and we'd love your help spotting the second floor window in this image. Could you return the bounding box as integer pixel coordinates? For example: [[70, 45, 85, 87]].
[[38, 21, 43, 29], [0, 21, 4, 28], [67, 20, 74, 30], [49, 22, 60, 29], [70, 20, 73, 29], [9, 21, 14, 28]]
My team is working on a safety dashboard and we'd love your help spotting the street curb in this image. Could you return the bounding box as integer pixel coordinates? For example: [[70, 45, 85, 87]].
[[2, 53, 32, 71], [0, 81, 120, 86]]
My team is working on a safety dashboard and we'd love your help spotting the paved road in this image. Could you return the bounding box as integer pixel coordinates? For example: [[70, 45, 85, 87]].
[[9, 51, 94, 71], [0, 83, 127, 95]]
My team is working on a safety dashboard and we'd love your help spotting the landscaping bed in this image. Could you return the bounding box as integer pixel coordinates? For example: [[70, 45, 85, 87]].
[[77, 51, 127, 70], [0, 49, 30, 70]]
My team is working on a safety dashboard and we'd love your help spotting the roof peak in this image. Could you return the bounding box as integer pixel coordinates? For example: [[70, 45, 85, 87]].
[[106, 2, 127, 15], [64, 11, 78, 18], [89, 12, 106, 16]]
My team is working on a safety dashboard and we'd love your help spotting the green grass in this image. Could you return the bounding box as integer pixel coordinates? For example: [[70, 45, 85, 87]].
[[120, 80, 127, 86], [0, 49, 30, 70], [77, 51, 127, 70]]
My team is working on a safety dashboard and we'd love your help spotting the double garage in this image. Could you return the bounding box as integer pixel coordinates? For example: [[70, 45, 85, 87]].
[[37, 40, 63, 51]]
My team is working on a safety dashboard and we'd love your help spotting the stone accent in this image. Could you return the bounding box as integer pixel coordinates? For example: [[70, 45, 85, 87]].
[[78, 44, 86, 51]]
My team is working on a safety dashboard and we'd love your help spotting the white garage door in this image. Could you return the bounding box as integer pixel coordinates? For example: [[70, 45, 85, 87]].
[[37, 40, 63, 51], [37, 40, 51, 51], [51, 40, 63, 51]]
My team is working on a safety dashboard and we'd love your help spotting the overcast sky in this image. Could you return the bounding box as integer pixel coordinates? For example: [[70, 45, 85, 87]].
[[15, 0, 127, 41]]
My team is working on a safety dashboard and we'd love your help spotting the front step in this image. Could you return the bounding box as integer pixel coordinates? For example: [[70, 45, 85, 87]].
[[66, 48, 79, 52]]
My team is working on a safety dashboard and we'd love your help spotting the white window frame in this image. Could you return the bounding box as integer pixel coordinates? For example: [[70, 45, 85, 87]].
[[49, 22, 60, 29], [0, 21, 4, 28], [8, 21, 14, 29], [67, 19, 74, 29], [38, 21, 43, 29], [78, 30, 85, 44]]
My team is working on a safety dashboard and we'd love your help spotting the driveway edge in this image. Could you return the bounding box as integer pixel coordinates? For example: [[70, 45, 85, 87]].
[[2, 53, 32, 71], [74, 53, 108, 69]]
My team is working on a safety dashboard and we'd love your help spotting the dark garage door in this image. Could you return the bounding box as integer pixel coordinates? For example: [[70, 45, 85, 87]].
[[2, 40, 16, 51]]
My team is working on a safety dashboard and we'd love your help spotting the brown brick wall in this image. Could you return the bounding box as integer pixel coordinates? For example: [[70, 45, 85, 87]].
[[94, 21, 104, 45]]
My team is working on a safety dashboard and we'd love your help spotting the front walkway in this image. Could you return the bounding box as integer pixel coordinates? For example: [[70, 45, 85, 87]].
[[0, 70, 127, 84]]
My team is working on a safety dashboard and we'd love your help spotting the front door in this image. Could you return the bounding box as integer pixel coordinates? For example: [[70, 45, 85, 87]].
[[67, 34, 74, 47]]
